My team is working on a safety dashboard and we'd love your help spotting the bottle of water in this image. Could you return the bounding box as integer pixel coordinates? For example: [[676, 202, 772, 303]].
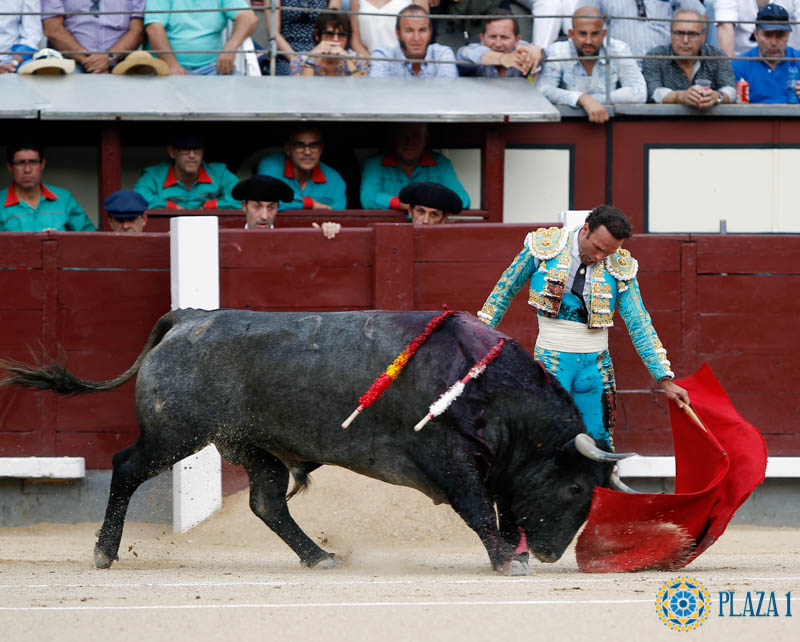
[[787, 65, 800, 104]]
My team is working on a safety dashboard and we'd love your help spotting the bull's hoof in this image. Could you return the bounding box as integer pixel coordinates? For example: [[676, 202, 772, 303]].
[[311, 553, 338, 570], [94, 544, 118, 569], [495, 558, 530, 576]]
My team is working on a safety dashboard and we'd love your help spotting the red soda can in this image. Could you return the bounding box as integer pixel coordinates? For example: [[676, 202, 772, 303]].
[[736, 79, 749, 103]]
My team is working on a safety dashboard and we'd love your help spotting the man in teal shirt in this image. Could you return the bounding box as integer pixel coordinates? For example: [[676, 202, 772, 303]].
[[1, 142, 95, 232], [134, 134, 241, 210], [144, 0, 257, 75], [360, 123, 471, 211], [256, 127, 347, 211]]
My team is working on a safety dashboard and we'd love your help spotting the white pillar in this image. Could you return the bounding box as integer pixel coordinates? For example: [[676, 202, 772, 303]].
[[170, 217, 223, 533]]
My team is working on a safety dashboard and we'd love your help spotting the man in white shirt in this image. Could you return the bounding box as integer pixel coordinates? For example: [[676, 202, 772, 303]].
[[0, 0, 42, 73], [369, 5, 457, 77], [537, 6, 647, 123]]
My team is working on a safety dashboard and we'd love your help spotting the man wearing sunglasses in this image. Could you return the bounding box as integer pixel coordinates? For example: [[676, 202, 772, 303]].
[[134, 133, 241, 210], [1, 141, 95, 232], [256, 127, 347, 210], [642, 9, 736, 107]]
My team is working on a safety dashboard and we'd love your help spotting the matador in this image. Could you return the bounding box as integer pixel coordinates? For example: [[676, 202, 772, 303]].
[[478, 205, 689, 447]]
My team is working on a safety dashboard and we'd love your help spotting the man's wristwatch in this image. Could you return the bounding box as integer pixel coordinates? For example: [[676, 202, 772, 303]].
[[716, 91, 724, 105], [9, 58, 19, 70]]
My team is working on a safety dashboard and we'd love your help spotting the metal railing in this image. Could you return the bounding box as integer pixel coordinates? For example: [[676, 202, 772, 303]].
[[3, 5, 800, 105]]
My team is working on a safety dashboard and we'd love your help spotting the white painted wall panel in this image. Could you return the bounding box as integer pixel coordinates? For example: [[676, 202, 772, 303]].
[[776, 148, 800, 233], [45, 146, 98, 227], [648, 148, 794, 233], [503, 148, 570, 223], [441, 148, 481, 210]]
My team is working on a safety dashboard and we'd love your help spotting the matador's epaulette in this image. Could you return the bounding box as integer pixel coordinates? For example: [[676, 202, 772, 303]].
[[605, 248, 638, 281], [525, 226, 569, 260]]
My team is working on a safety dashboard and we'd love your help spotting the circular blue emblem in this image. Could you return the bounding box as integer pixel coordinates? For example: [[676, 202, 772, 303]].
[[655, 576, 712, 632]]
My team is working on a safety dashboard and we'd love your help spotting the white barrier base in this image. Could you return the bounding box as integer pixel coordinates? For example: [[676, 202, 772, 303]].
[[0, 457, 85, 479], [618, 456, 800, 478], [170, 216, 222, 533], [172, 445, 222, 533]]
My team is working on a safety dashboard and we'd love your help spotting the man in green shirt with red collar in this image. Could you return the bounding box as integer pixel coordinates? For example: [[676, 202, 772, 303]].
[[134, 134, 240, 210], [1, 141, 95, 232], [256, 126, 347, 211], [360, 123, 471, 211]]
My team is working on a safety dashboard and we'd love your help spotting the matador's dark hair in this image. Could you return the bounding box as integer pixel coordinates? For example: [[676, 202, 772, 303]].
[[585, 205, 632, 240]]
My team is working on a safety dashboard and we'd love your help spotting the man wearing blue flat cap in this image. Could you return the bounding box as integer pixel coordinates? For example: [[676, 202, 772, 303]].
[[104, 189, 148, 233], [732, 3, 800, 103]]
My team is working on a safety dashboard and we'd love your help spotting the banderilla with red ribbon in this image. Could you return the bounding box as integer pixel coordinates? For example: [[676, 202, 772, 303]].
[[341, 307, 454, 429]]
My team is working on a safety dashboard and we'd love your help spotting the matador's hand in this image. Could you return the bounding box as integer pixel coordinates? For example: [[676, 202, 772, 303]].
[[660, 379, 690, 408]]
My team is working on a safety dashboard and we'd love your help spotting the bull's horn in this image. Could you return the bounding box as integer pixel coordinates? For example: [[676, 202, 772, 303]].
[[610, 466, 642, 493], [574, 433, 636, 462]]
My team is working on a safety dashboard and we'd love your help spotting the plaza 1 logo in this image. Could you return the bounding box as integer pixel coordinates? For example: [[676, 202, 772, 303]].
[[655, 575, 794, 631], [655, 576, 712, 632]]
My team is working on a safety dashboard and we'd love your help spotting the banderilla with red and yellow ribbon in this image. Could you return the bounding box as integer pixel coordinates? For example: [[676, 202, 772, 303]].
[[341, 307, 454, 429]]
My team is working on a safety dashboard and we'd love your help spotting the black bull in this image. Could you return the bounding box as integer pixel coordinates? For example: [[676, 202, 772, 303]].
[[0, 308, 625, 575]]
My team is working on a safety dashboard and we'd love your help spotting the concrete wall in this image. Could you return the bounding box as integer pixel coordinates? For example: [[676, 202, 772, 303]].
[[1, 471, 797, 528], [0, 471, 172, 527]]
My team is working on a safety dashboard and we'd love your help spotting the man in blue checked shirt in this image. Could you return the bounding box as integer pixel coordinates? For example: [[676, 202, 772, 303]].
[[368, 5, 457, 78], [456, 9, 544, 78], [537, 6, 646, 123]]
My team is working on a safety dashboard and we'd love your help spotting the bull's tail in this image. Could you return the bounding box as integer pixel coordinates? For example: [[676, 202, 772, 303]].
[[0, 312, 179, 395], [286, 462, 318, 501]]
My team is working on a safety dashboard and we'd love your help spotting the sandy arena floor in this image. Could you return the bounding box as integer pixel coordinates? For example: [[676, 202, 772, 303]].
[[1, 467, 798, 642]]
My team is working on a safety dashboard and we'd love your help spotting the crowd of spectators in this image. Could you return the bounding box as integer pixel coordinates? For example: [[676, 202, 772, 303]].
[[2, 1, 800, 105]]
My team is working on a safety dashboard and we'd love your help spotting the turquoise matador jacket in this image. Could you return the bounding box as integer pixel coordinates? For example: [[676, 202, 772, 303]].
[[477, 226, 674, 382]]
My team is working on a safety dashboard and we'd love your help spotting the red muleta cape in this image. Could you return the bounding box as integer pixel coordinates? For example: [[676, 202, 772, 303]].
[[575, 363, 767, 572]]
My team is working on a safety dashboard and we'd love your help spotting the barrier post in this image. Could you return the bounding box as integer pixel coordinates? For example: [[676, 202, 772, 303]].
[[169, 217, 223, 533]]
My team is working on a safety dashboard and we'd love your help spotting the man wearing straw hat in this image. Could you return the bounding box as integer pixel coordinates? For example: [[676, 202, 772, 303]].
[[478, 205, 689, 449], [42, 0, 145, 74]]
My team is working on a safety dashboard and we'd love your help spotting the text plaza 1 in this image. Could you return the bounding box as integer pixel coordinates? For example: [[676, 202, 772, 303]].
[[718, 591, 793, 617]]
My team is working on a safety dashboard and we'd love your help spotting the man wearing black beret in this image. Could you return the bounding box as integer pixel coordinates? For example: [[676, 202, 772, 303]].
[[233, 175, 341, 239], [398, 181, 463, 225]]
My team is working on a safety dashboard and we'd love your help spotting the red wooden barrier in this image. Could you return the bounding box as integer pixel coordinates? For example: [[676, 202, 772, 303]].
[[143, 209, 490, 233], [1, 228, 797, 470]]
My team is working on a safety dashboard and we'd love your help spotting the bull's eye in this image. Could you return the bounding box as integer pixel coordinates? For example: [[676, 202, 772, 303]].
[[568, 483, 583, 497]]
